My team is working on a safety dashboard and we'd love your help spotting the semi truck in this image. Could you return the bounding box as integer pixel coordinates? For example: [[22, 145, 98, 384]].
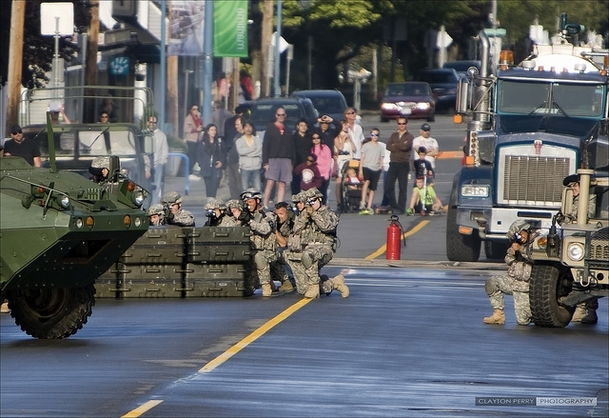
[[446, 15, 609, 261]]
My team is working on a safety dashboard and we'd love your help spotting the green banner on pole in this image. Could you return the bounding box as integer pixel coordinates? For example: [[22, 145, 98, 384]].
[[214, 0, 249, 57]]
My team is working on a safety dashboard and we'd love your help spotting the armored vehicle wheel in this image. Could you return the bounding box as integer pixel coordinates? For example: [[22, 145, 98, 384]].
[[484, 240, 508, 260], [530, 264, 574, 328], [446, 205, 481, 262], [8, 284, 95, 339]]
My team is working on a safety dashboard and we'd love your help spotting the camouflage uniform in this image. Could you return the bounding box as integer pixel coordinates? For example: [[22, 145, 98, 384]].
[[161, 191, 195, 226], [240, 189, 278, 295], [285, 189, 346, 297], [484, 220, 535, 326]]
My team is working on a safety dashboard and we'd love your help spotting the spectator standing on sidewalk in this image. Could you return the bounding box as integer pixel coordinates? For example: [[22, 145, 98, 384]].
[[196, 124, 226, 201], [358, 127, 384, 214], [317, 114, 341, 146], [310, 132, 333, 204], [262, 107, 294, 208], [146, 116, 169, 204], [236, 121, 263, 191], [292, 118, 313, 195], [3, 125, 41, 167], [384, 117, 414, 214], [184, 104, 203, 179], [224, 107, 248, 199], [412, 123, 439, 173], [345, 107, 365, 159]]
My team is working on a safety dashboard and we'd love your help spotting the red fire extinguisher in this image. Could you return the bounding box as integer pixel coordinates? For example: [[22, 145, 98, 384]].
[[386, 214, 405, 260]]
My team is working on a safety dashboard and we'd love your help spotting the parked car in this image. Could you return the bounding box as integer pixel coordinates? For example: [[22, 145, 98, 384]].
[[418, 68, 460, 111], [379, 81, 435, 122], [442, 60, 482, 79], [290, 89, 348, 123], [247, 97, 318, 139]]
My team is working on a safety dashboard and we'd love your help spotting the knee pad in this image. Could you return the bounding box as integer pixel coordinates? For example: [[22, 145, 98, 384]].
[[301, 252, 313, 269], [485, 278, 500, 295], [254, 252, 267, 270]]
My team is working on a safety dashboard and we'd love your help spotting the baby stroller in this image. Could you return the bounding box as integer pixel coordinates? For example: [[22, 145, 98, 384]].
[[338, 159, 363, 213]]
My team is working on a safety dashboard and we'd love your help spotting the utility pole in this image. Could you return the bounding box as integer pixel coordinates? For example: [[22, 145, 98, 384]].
[[261, 0, 273, 98], [6, 0, 26, 132], [84, 0, 99, 123]]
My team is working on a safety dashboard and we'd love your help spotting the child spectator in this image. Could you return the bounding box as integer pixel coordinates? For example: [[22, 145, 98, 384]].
[[344, 167, 361, 190], [412, 146, 434, 185], [293, 153, 323, 191], [358, 128, 384, 215], [407, 176, 443, 215]]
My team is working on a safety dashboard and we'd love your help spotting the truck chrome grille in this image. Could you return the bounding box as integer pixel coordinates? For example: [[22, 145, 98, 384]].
[[501, 155, 569, 206]]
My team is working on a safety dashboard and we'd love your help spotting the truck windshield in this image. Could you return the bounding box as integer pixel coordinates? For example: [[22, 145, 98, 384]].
[[497, 80, 604, 118]]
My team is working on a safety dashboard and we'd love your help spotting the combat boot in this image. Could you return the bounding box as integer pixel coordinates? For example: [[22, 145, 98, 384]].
[[581, 308, 598, 325], [483, 309, 505, 325], [261, 283, 273, 298], [571, 305, 586, 322], [304, 285, 320, 299], [0, 300, 9, 313], [331, 274, 350, 298], [278, 280, 294, 293]]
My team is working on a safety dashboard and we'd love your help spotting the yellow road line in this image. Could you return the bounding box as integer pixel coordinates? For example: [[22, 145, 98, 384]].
[[199, 298, 313, 373], [365, 220, 430, 260], [121, 400, 164, 418]]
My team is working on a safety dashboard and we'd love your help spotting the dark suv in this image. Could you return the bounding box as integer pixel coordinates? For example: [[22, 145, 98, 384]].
[[290, 89, 348, 123], [248, 97, 318, 139], [418, 68, 460, 111]]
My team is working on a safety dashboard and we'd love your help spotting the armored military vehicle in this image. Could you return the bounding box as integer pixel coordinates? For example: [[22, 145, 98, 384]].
[[528, 167, 608, 327], [1, 116, 149, 338]]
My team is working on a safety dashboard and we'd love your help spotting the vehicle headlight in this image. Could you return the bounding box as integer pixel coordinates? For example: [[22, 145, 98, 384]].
[[567, 243, 584, 261], [461, 185, 489, 197], [133, 191, 145, 207], [58, 195, 70, 209], [75, 218, 84, 228], [381, 103, 398, 110], [134, 217, 142, 227], [416, 102, 430, 110]]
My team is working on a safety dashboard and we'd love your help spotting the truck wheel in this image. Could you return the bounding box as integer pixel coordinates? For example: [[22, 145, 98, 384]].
[[445, 205, 481, 262], [529, 264, 574, 328], [8, 285, 95, 339], [484, 241, 508, 260]]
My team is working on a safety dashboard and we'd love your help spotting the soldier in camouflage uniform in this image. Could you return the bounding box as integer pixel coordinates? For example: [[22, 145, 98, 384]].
[[241, 188, 279, 297], [161, 191, 195, 226], [147, 204, 166, 226], [272, 201, 296, 292], [285, 188, 349, 299], [89, 156, 112, 183], [483, 220, 536, 326], [204, 198, 238, 227]]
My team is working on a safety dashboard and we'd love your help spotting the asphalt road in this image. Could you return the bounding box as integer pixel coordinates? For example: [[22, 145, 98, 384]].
[[1, 267, 607, 417]]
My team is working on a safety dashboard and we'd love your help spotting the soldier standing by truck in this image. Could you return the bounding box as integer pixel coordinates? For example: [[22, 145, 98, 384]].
[[561, 174, 598, 324], [483, 220, 536, 326]]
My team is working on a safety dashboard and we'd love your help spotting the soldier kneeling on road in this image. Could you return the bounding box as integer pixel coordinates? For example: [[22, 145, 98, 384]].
[[240, 188, 280, 297], [483, 220, 536, 326], [285, 188, 349, 299], [147, 204, 166, 226], [161, 191, 195, 226]]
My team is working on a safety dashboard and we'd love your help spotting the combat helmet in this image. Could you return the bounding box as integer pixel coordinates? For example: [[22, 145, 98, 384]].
[[204, 198, 226, 210], [291, 192, 305, 203], [161, 191, 182, 205], [307, 187, 324, 200], [506, 219, 532, 240], [240, 188, 262, 201], [147, 204, 165, 216], [226, 199, 242, 209]]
